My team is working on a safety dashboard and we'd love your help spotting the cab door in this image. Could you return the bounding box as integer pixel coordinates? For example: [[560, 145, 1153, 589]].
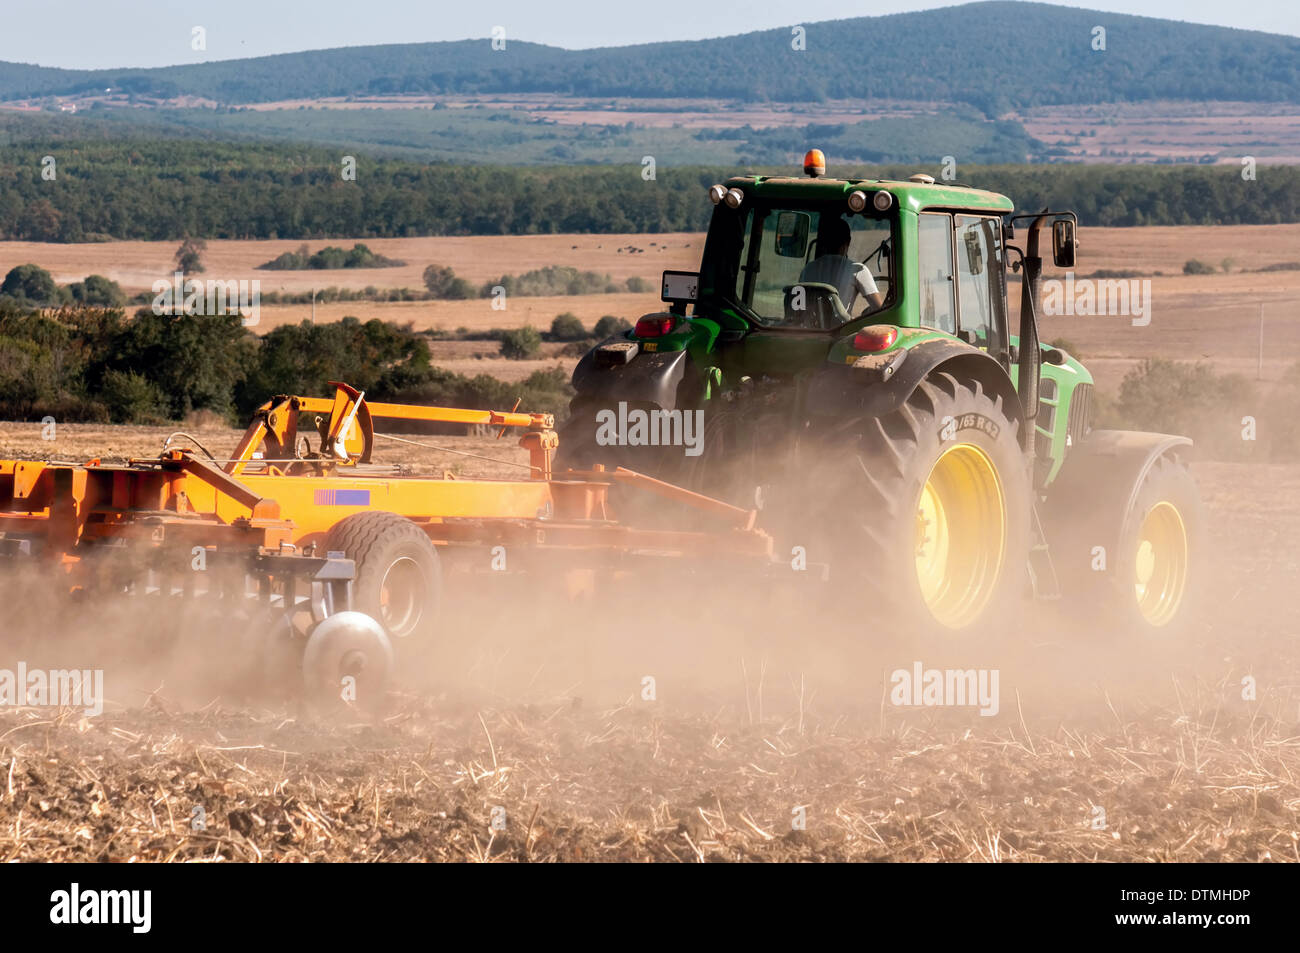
[[953, 214, 1009, 362], [917, 211, 1009, 364], [917, 212, 958, 334]]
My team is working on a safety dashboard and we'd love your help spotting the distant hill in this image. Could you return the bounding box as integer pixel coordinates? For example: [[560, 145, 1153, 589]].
[[0, 103, 1046, 166], [2, 2, 1299, 113]]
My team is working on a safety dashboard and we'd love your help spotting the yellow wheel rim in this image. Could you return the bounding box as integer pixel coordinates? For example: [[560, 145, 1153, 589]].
[[914, 443, 1007, 629], [1134, 501, 1187, 627]]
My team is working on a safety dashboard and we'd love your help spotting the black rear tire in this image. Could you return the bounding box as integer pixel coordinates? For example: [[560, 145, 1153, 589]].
[[810, 371, 1031, 635]]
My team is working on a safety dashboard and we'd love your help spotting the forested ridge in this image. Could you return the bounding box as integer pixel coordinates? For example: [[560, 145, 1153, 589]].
[[2, 3, 1298, 113]]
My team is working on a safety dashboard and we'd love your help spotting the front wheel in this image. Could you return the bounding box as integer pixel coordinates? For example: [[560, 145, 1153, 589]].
[[811, 372, 1030, 633], [1102, 456, 1201, 630]]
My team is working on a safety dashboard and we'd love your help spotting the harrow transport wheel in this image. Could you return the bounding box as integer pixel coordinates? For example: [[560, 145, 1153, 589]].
[[326, 512, 442, 647], [816, 372, 1030, 633]]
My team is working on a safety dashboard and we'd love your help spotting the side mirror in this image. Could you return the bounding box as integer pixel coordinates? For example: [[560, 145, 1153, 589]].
[[774, 211, 811, 258], [1052, 220, 1077, 268]]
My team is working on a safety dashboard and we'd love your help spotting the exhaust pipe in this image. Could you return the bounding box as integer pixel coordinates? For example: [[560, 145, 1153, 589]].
[[1017, 214, 1048, 448]]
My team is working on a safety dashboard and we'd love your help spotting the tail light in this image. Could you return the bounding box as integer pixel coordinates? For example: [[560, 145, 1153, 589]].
[[851, 325, 898, 352], [634, 315, 677, 338]]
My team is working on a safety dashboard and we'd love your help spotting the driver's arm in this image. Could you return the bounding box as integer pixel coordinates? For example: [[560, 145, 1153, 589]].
[[854, 264, 885, 312]]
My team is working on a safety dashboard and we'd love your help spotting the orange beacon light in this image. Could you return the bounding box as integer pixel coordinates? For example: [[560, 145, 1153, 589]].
[[803, 148, 826, 177]]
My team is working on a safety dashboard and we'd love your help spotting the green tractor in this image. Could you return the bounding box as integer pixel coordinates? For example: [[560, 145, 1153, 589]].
[[559, 150, 1200, 632]]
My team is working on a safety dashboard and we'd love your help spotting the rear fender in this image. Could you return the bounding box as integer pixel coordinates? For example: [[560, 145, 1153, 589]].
[[807, 338, 1024, 440], [571, 341, 696, 411]]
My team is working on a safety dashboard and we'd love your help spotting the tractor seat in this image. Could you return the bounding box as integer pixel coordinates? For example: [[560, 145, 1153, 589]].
[[782, 282, 851, 330]]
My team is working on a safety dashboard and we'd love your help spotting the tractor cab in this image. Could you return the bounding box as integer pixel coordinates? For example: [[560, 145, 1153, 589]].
[[679, 152, 899, 338], [568, 149, 1088, 483], [638, 152, 1079, 430], [692, 190, 895, 332], [679, 152, 1021, 355]]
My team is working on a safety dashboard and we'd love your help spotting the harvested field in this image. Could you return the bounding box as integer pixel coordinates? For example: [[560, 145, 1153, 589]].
[[255, 292, 661, 336], [240, 94, 935, 130], [1016, 101, 1300, 165], [8, 226, 1299, 299], [0, 413, 1297, 861], [0, 234, 697, 294], [1, 223, 1298, 864]]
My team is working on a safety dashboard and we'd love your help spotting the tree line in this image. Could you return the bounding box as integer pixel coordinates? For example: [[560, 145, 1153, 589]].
[[0, 303, 573, 425], [2, 139, 1298, 243]]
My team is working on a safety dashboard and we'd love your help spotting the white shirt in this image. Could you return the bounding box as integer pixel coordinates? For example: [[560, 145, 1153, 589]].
[[799, 254, 880, 312]]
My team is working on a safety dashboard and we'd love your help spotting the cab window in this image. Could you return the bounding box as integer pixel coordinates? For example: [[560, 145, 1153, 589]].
[[728, 204, 894, 328], [955, 215, 1006, 356], [918, 213, 956, 333]]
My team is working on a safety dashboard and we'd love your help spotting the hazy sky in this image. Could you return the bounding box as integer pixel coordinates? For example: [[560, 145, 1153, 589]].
[[4, 0, 1298, 70]]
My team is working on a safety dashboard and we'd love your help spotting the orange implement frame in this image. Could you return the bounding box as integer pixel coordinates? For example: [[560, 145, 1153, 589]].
[[0, 384, 772, 571]]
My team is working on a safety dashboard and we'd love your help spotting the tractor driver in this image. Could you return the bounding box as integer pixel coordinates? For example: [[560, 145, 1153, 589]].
[[799, 216, 885, 315]]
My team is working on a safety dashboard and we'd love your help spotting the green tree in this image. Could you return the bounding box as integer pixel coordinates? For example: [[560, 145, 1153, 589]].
[[550, 312, 587, 341], [422, 264, 475, 299], [101, 369, 167, 423], [234, 316, 435, 416], [175, 237, 207, 275], [16, 199, 62, 242], [499, 325, 541, 360], [68, 274, 126, 307], [594, 315, 632, 338], [0, 264, 60, 305], [115, 310, 255, 418]]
